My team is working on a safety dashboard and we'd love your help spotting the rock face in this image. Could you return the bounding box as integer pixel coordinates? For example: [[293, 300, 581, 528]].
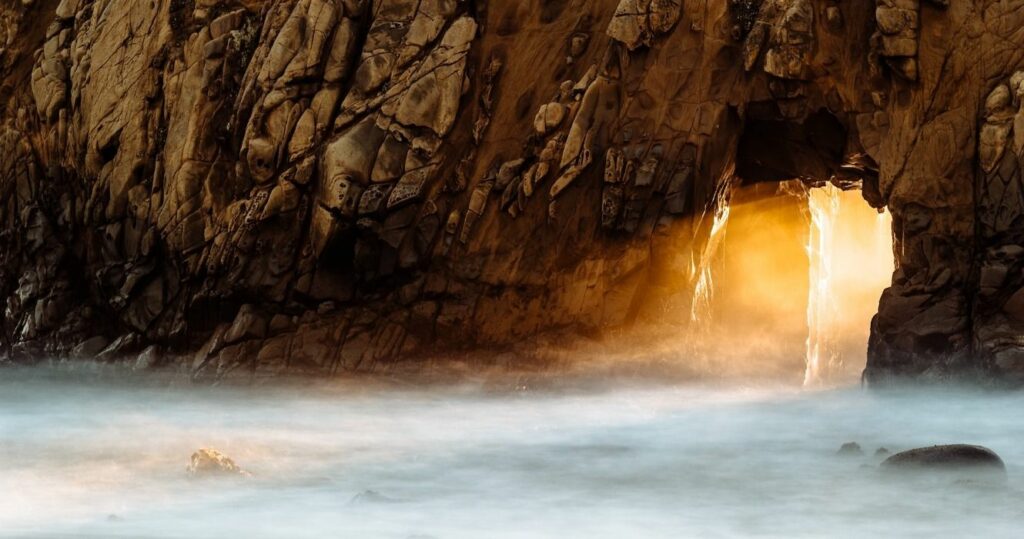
[[0, 0, 1023, 383], [881, 444, 1006, 479]]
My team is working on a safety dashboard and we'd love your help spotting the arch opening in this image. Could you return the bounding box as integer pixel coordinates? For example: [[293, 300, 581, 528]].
[[682, 108, 895, 386]]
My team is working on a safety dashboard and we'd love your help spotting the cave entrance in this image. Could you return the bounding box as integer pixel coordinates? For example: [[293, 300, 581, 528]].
[[687, 109, 894, 385]]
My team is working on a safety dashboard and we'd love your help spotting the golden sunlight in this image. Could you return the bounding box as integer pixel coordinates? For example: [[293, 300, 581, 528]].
[[684, 181, 893, 383]]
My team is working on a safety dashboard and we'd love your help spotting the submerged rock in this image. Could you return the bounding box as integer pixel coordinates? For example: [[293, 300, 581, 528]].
[[186, 448, 250, 478], [350, 489, 401, 505], [874, 447, 891, 457], [837, 442, 863, 456], [881, 444, 1006, 481]]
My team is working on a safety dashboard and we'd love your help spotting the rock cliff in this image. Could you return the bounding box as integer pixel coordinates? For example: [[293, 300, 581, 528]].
[[1, 0, 1023, 384]]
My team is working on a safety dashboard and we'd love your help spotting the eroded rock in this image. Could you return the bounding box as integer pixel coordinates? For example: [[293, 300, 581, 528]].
[[607, 0, 682, 50], [187, 448, 251, 478], [0, 0, 1016, 386]]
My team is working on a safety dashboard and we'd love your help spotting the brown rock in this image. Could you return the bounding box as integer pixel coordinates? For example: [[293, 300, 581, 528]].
[[0, 0, 1018, 386], [186, 448, 251, 478]]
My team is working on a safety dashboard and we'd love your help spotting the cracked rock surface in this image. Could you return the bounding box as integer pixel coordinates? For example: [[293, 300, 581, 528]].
[[0, 0, 1023, 384]]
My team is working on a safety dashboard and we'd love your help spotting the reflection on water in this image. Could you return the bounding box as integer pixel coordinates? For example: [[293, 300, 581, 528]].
[[2, 366, 1023, 538]]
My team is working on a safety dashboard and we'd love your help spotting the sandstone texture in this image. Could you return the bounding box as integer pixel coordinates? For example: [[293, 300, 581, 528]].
[[1, 0, 1023, 384]]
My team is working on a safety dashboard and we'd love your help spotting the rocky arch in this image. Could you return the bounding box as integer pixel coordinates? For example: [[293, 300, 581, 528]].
[[0, 0, 1020, 384]]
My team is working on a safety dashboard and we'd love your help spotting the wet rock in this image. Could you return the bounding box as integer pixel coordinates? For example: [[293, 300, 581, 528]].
[[186, 448, 250, 478], [881, 445, 1006, 480]]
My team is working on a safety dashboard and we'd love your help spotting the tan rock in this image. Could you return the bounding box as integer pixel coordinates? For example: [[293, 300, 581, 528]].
[[381, 16, 477, 136], [187, 448, 251, 478], [533, 102, 565, 135]]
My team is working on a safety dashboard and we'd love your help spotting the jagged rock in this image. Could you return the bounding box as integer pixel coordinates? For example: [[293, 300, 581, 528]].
[[224, 304, 269, 344], [134, 345, 161, 370], [388, 166, 434, 209], [186, 448, 250, 478], [95, 334, 142, 363], [763, 0, 814, 80], [607, 0, 682, 50], [359, 183, 394, 215], [380, 16, 477, 137], [71, 336, 109, 359], [0, 0, 1016, 386], [873, 0, 922, 80], [261, 181, 301, 220]]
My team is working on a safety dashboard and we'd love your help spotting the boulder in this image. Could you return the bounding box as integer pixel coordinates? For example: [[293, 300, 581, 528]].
[[881, 444, 1006, 480], [186, 448, 250, 478]]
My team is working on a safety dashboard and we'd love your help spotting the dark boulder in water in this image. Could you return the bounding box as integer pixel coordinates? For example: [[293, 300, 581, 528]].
[[881, 445, 1006, 481], [837, 442, 863, 456]]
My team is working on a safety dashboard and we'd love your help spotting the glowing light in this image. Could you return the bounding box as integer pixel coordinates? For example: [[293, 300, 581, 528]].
[[641, 179, 893, 384], [803, 186, 894, 386], [803, 184, 842, 387], [690, 179, 734, 324]]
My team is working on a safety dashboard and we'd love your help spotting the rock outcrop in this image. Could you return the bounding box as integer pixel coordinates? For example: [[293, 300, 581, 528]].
[[187, 448, 250, 477], [1, 0, 1023, 384]]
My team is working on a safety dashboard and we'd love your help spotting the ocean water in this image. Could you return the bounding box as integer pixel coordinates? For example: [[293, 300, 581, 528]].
[[2, 366, 1022, 538]]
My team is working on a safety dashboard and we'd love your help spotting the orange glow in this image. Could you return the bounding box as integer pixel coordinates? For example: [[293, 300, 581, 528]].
[[629, 181, 894, 384], [804, 186, 894, 385], [572, 180, 893, 385]]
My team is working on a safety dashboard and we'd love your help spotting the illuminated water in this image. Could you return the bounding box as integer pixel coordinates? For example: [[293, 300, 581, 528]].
[[2, 367, 1023, 538]]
